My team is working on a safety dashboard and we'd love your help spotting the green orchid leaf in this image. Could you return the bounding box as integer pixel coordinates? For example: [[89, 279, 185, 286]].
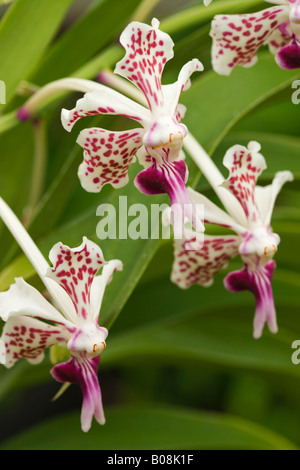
[[0, 0, 74, 105], [0, 405, 297, 450], [29, 0, 142, 86]]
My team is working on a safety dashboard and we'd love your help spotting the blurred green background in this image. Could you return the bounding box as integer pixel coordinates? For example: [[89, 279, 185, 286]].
[[0, 0, 300, 450]]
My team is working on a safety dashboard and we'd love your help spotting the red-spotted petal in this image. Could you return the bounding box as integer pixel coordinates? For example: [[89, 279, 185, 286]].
[[210, 5, 289, 75], [76, 127, 144, 192], [46, 237, 105, 322], [114, 18, 174, 113], [61, 88, 150, 132], [1, 316, 67, 368], [171, 232, 239, 289], [221, 142, 266, 226]]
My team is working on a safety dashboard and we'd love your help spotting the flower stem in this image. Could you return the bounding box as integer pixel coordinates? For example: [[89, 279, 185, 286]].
[[17, 80, 39, 97], [75, 44, 122, 82], [98, 69, 148, 107], [160, 0, 263, 35], [0, 197, 74, 320], [130, 0, 161, 22], [0, 197, 50, 279], [22, 117, 47, 228], [51, 382, 71, 401], [0, 44, 122, 134], [0, 110, 19, 134], [183, 133, 246, 221], [17, 77, 103, 121]]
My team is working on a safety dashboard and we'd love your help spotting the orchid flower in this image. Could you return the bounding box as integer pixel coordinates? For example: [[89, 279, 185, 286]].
[[169, 141, 293, 338], [0, 197, 122, 432], [210, 0, 300, 74], [60, 18, 204, 234]]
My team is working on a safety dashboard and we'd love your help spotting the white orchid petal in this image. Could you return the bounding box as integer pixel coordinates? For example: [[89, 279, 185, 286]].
[[0, 277, 65, 324], [90, 259, 123, 322], [161, 59, 203, 117], [255, 170, 294, 226]]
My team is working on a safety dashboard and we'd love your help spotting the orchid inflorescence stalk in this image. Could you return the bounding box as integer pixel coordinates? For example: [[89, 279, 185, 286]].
[[0, 2, 295, 432]]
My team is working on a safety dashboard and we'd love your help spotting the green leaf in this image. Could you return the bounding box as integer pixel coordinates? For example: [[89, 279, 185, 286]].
[[0, 405, 296, 450], [161, 0, 265, 36], [102, 267, 300, 380], [213, 131, 300, 180], [0, 0, 74, 105], [181, 53, 300, 154], [29, 0, 142, 86]]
